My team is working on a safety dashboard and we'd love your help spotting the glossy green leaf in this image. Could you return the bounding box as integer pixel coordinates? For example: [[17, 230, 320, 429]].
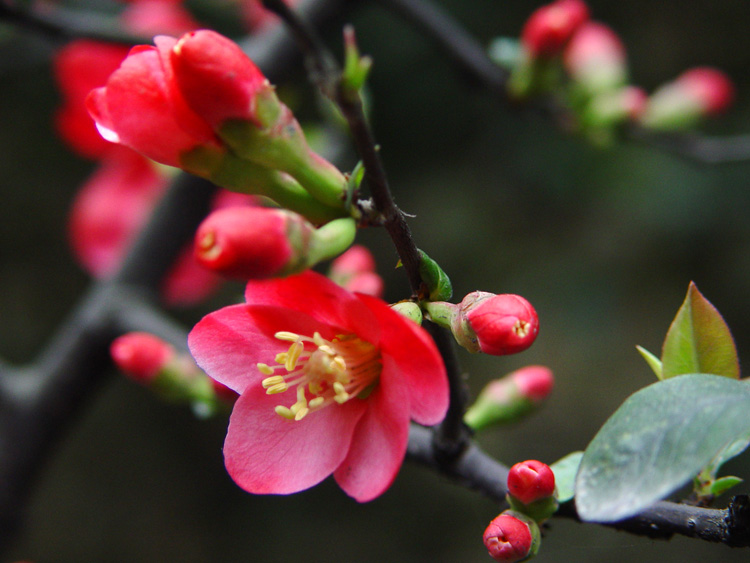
[[661, 282, 739, 379], [550, 451, 583, 503], [636, 345, 663, 380], [576, 374, 750, 522]]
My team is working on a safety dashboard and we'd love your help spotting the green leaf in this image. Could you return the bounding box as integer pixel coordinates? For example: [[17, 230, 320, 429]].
[[710, 476, 743, 497], [550, 451, 583, 503], [636, 345, 663, 380], [576, 374, 750, 522], [661, 282, 739, 379]]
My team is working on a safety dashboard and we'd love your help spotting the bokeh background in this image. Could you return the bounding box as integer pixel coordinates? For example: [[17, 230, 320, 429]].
[[2, 0, 750, 561]]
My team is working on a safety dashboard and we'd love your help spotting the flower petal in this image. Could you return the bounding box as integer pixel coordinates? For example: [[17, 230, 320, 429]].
[[188, 303, 331, 394], [357, 294, 449, 426], [333, 366, 411, 502], [244, 271, 380, 344], [224, 383, 367, 495]]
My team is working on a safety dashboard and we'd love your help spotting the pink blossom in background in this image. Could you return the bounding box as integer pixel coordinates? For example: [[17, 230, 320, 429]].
[[188, 271, 448, 501]]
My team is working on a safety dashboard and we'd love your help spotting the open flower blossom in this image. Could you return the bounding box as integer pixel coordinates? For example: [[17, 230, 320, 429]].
[[188, 271, 449, 502]]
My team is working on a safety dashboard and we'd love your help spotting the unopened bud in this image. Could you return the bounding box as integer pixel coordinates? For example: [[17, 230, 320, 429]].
[[110, 332, 174, 384], [521, 0, 590, 58], [564, 21, 627, 94], [195, 207, 356, 280], [453, 292, 539, 355], [390, 301, 424, 325], [508, 460, 556, 505], [483, 510, 541, 562], [464, 366, 554, 431], [329, 245, 384, 297], [640, 67, 734, 130]]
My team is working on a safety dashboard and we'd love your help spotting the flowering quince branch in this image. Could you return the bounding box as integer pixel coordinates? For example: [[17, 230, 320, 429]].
[[375, 0, 750, 164]]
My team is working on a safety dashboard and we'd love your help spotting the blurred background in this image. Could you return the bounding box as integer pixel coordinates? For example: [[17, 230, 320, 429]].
[[2, 0, 750, 561]]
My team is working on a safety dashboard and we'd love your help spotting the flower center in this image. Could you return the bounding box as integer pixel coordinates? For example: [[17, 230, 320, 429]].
[[258, 331, 382, 421]]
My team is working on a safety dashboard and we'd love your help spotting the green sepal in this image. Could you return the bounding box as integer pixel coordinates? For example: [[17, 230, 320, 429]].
[[506, 494, 559, 524], [341, 25, 372, 99], [417, 249, 453, 301]]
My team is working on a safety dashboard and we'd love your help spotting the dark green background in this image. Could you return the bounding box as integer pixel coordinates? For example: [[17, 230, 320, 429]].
[[2, 0, 750, 561]]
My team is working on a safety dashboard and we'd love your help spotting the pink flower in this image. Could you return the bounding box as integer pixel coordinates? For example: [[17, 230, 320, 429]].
[[188, 271, 449, 501], [563, 21, 627, 91], [86, 35, 220, 167], [511, 365, 554, 403]]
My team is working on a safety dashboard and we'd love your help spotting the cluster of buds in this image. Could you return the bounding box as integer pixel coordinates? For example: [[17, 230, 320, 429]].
[[464, 366, 554, 430], [423, 291, 539, 356], [502, 0, 734, 143], [110, 332, 236, 417], [87, 29, 352, 225], [482, 460, 557, 561]]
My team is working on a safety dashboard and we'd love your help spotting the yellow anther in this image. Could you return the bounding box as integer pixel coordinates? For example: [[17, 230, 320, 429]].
[[274, 352, 288, 364], [257, 363, 274, 376], [309, 397, 324, 408], [294, 407, 309, 421], [285, 340, 304, 371], [334, 392, 350, 404], [275, 331, 301, 342], [262, 375, 285, 388], [265, 383, 288, 394], [333, 381, 346, 395], [296, 385, 307, 403], [312, 332, 326, 346], [318, 344, 335, 356], [275, 405, 295, 420], [333, 356, 347, 373]]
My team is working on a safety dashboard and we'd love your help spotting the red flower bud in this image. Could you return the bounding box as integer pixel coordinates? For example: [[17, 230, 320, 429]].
[[453, 292, 539, 355], [675, 67, 734, 116], [111, 332, 174, 384], [194, 206, 311, 279], [564, 21, 627, 92], [86, 35, 221, 167], [511, 365, 554, 403], [521, 0, 589, 58], [483, 512, 537, 563], [329, 245, 384, 297], [508, 460, 556, 505], [170, 30, 274, 129]]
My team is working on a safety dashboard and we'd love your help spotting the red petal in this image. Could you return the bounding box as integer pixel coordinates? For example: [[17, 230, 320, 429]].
[[188, 303, 333, 394], [244, 271, 380, 344], [333, 367, 411, 502], [357, 294, 449, 426], [223, 382, 366, 495]]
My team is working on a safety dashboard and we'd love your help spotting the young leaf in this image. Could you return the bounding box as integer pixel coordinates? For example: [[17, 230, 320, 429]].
[[710, 476, 743, 497], [575, 374, 750, 522], [661, 282, 740, 379], [636, 345, 663, 380], [550, 451, 583, 503]]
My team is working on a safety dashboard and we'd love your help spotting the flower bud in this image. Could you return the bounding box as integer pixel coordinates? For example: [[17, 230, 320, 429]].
[[110, 332, 175, 384], [195, 207, 356, 280], [521, 0, 589, 58], [483, 511, 541, 563], [508, 460, 556, 505], [564, 22, 627, 94], [390, 301, 424, 325], [329, 245, 384, 297], [452, 292, 539, 355], [86, 35, 221, 168], [464, 366, 554, 431], [640, 67, 734, 130]]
